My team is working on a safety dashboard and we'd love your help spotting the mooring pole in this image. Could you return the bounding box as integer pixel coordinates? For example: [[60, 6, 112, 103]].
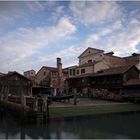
[[43, 96, 49, 121], [73, 88, 77, 105]]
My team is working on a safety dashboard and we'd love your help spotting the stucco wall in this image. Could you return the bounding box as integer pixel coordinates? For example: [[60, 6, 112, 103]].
[[76, 65, 94, 75], [94, 61, 110, 73], [104, 55, 125, 68], [79, 52, 103, 65], [36, 67, 50, 84]]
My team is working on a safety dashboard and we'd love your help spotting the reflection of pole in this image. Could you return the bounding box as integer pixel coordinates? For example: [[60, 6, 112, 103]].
[[20, 125, 25, 139], [73, 88, 77, 105], [42, 96, 50, 122], [56, 120, 62, 139], [34, 97, 38, 111]]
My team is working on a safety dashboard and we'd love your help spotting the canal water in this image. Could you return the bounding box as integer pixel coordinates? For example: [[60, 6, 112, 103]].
[[0, 112, 140, 139]]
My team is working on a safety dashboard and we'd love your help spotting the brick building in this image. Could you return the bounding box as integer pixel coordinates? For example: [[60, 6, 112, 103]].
[[34, 58, 67, 96]]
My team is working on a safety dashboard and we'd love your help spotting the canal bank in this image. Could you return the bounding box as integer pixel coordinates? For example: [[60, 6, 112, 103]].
[[49, 99, 140, 119]]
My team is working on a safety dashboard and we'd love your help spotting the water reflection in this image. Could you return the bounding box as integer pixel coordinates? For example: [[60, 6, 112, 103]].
[[0, 112, 140, 139]]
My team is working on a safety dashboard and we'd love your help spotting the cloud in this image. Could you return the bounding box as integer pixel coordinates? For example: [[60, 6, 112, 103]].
[[0, 17, 76, 73], [84, 17, 140, 56], [0, 2, 25, 32], [26, 1, 45, 13], [69, 1, 122, 26]]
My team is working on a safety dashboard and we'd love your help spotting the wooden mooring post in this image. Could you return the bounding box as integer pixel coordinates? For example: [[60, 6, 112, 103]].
[[33, 96, 49, 122], [73, 88, 77, 105]]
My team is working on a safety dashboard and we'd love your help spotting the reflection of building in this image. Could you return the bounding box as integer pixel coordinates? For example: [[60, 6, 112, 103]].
[[0, 71, 32, 97]]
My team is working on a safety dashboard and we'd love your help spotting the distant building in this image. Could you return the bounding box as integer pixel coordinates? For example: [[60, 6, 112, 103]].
[[24, 69, 36, 86], [123, 53, 140, 75], [66, 47, 140, 95], [67, 47, 125, 78], [35, 58, 67, 95]]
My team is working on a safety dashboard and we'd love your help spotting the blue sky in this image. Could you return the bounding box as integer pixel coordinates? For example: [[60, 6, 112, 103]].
[[0, 1, 140, 73]]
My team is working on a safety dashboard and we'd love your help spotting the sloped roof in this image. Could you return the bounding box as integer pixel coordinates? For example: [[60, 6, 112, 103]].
[[0, 72, 5, 77], [24, 69, 35, 73], [123, 53, 140, 59], [0, 71, 31, 81], [124, 79, 140, 86], [45, 66, 57, 71], [78, 47, 104, 58], [67, 64, 139, 80], [104, 52, 123, 60], [36, 66, 57, 75], [93, 65, 138, 77]]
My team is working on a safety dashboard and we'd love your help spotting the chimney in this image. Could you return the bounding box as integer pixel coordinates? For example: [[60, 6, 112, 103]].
[[132, 53, 138, 56], [57, 57, 62, 78], [106, 52, 114, 56]]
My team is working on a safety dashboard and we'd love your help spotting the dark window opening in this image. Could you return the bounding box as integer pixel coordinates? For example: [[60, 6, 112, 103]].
[[81, 69, 85, 74], [73, 70, 75, 76], [70, 69, 72, 75], [77, 70, 79, 75], [88, 60, 92, 63]]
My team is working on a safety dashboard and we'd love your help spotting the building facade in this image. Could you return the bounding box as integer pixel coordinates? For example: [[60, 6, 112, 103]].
[[67, 47, 126, 78], [66, 47, 140, 96], [35, 58, 67, 96]]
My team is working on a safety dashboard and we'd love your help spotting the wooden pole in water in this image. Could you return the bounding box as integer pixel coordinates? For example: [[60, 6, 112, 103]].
[[73, 88, 77, 105], [5, 86, 9, 101], [43, 96, 49, 121]]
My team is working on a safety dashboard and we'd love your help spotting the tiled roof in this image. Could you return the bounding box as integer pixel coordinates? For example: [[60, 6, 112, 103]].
[[0, 71, 31, 81], [24, 69, 35, 73], [67, 64, 139, 79], [78, 47, 104, 58], [45, 66, 57, 71], [124, 79, 140, 86], [93, 64, 137, 77], [123, 53, 140, 59]]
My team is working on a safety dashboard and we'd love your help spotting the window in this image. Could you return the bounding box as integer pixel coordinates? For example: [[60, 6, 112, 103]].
[[88, 60, 92, 63], [52, 72, 57, 77], [81, 69, 85, 74], [77, 70, 79, 75], [44, 71, 46, 75], [70, 69, 72, 75], [73, 70, 75, 76]]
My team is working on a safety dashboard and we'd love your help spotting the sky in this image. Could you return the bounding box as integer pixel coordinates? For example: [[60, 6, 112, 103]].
[[0, 1, 140, 74]]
